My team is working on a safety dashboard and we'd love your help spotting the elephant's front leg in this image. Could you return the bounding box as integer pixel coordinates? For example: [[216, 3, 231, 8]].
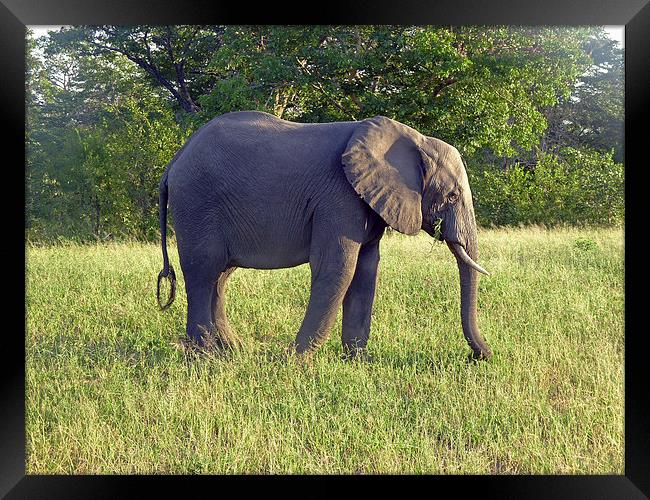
[[341, 239, 380, 360], [293, 241, 360, 357]]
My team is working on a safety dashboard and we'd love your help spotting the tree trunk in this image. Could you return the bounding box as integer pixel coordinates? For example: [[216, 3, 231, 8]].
[[138, 171, 150, 240], [93, 195, 101, 238]]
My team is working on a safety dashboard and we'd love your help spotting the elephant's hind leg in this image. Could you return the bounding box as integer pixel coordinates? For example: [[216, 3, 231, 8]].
[[183, 271, 220, 347], [178, 238, 228, 348], [211, 267, 240, 348]]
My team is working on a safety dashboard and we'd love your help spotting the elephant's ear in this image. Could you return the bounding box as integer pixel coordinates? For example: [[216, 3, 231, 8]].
[[341, 116, 424, 235]]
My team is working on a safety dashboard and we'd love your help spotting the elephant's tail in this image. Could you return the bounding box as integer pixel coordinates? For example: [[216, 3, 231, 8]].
[[157, 168, 176, 310]]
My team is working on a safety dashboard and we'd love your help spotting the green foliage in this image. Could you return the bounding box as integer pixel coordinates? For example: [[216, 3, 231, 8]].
[[471, 147, 624, 227], [573, 237, 598, 251], [47, 26, 225, 113], [78, 95, 190, 240], [26, 26, 625, 242], [544, 29, 624, 162], [27, 39, 190, 242], [195, 26, 592, 158]]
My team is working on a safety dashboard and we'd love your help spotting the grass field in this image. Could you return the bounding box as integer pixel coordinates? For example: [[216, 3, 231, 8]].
[[25, 226, 624, 474]]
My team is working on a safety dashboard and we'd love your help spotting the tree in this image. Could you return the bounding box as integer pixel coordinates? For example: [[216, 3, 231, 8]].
[[542, 28, 624, 162], [27, 26, 624, 240], [27, 30, 93, 239], [196, 26, 593, 159], [47, 26, 225, 114], [79, 94, 190, 239], [27, 30, 189, 240]]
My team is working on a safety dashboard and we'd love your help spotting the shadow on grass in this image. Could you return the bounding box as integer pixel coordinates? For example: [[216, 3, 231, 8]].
[[36, 327, 496, 378], [376, 347, 496, 375]]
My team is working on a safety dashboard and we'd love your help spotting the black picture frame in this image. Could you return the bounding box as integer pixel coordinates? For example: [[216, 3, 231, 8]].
[[4, 1, 648, 497]]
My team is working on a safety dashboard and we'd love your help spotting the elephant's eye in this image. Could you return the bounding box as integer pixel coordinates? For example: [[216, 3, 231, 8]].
[[447, 191, 459, 204]]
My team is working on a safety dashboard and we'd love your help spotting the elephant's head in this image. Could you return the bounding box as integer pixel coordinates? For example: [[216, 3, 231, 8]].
[[342, 116, 492, 360]]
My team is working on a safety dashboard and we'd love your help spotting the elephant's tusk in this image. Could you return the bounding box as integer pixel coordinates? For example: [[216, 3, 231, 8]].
[[449, 242, 490, 276]]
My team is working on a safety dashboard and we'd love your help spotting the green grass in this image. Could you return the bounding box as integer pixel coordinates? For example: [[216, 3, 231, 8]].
[[26, 226, 624, 474]]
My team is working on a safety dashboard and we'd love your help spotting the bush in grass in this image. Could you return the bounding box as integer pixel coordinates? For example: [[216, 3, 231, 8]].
[[471, 147, 624, 227]]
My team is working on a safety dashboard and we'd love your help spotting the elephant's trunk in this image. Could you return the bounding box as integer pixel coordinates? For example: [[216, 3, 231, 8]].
[[447, 236, 492, 360]]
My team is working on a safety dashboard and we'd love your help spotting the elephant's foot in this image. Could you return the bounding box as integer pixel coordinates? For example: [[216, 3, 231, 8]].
[[182, 324, 241, 354], [178, 331, 212, 358], [286, 342, 316, 367], [342, 346, 374, 364], [212, 319, 243, 350], [467, 346, 493, 363]]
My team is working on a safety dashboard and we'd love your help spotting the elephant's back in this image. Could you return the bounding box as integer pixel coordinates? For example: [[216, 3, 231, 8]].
[[167, 111, 358, 203], [179, 112, 355, 171]]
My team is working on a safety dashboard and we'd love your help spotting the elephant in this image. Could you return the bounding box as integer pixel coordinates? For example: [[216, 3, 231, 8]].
[[156, 111, 492, 361]]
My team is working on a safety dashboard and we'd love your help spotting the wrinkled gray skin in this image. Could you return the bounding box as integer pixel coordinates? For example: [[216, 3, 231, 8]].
[[158, 111, 492, 360]]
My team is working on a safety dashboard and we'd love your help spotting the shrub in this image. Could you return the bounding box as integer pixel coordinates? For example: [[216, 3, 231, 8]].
[[471, 147, 624, 227]]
